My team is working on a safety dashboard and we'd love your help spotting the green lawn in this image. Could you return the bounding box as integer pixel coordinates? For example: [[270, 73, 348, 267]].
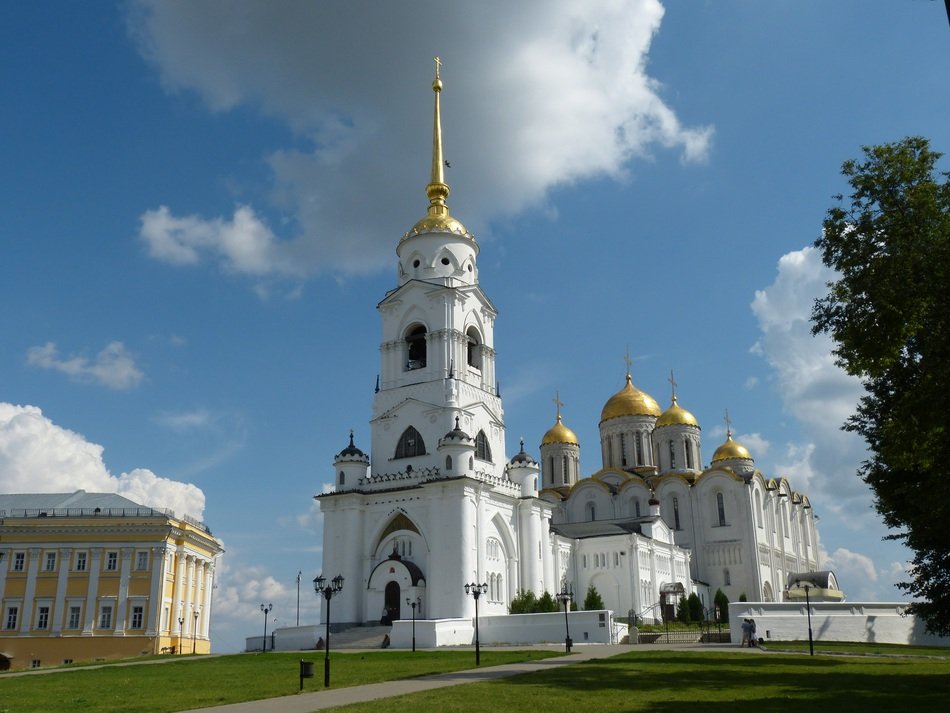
[[2, 647, 949, 713], [0, 650, 558, 713]]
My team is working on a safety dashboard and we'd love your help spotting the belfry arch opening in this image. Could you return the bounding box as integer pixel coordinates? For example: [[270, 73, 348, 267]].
[[405, 324, 427, 370], [466, 326, 482, 369]]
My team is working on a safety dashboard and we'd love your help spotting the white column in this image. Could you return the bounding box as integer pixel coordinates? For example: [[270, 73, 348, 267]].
[[51, 547, 72, 635], [18, 548, 41, 633], [540, 515, 554, 592], [183, 555, 196, 634], [172, 547, 186, 635], [0, 548, 9, 599], [146, 545, 166, 636], [113, 547, 133, 636], [201, 561, 215, 638], [82, 549, 102, 634]]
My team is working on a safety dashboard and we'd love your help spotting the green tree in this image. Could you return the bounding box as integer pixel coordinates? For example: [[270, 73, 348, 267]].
[[812, 137, 950, 635], [583, 584, 605, 610], [676, 595, 690, 624], [536, 591, 560, 613], [713, 588, 730, 624], [687, 593, 703, 623], [738, 593, 747, 602], [509, 589, 538, 614]]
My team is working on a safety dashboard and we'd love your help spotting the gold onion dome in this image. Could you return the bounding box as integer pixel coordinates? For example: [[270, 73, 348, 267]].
[[600, 374, 662, 422], [711, 432, 753, 463], [656, 396, 700, 428], [541, 415, 579, 446]]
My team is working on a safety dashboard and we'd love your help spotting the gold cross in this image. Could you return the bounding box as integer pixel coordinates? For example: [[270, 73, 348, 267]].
[[434, 56, 442, 79], [553, 391, 564, 419], [624, 345, 633, 377], [724, 409, 732, 436], [668, 369, 677, 400]]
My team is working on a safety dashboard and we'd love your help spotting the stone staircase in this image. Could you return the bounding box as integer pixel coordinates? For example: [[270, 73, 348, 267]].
[[328, 625, 392, 649]]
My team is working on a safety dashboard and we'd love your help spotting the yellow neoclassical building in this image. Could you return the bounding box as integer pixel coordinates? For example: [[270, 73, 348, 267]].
[[0, 491, 223, 671]]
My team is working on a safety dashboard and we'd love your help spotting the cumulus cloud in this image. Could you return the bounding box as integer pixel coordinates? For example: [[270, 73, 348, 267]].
[[0, 402, 204, 519], [26, 341, 144, 390], [128, 0, 712, 278], [750, 247, 869, 505]]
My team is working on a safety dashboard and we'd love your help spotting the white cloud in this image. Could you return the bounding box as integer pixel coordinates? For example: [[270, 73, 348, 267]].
[[128, 0, 712, 278], [153, 409, 213, 432], [750, 247, 869, 505], [26, 341, 144, 390], [0, 402, 204, 519]]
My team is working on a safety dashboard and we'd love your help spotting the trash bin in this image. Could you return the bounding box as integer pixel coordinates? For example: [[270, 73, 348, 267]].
[[300, 660, 315, 690]]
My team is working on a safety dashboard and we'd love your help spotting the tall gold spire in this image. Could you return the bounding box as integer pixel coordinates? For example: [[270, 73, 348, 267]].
[[404, 58, 471, 240], [426, 57, 450, 218]]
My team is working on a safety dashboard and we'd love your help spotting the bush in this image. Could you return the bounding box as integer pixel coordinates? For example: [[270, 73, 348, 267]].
[[687, 593, 703, 623], [714, 588, 730, 624], [676, 595, 691, 623], [583, 584, 605, 610], [536, 591, 560, 612], [509, 590, 538, 614]]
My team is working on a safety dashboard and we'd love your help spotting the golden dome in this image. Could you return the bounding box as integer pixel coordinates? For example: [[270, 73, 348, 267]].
[[656, 396, 699, 428], [711, 433, 753, 463], [600, 374, 661, 422], [405, 211, 472, 239], [541, 415, 579, 446]]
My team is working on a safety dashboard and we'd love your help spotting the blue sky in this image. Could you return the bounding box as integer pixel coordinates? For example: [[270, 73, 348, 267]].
[[2, 1, 948, 652]]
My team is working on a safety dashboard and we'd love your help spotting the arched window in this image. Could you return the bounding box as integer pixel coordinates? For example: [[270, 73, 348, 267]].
[[684, 438, 693, 469], [672, 496, 681, 530], [562, 455, 569, 484], [634, 499, 642, 517], [445, 455, 453, 471], [466, 327, 482, 368], [338, 472, 345, 486], [475, 430, 492, 462], [405, 324, 427, 369], [395, 426, 426, 459], [635, 432, 644, 465], [717, 492, 727, 526], [754, 491, 763, 528], [724, 568, 731, 586], [586, 502, 596, 521], [669, 440, 676, 468], [620, 433, 627, 466]]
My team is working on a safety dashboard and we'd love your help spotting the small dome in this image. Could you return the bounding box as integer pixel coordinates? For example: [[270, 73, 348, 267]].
[[541, 415, 578, 446], [405, 212, 473, 240], [510, 438, 538, 466], [442, 416, 472, 442], [336, 432, 367, 460], [711, 433, 753, 463], [656, 396, 700, 428], [600, 374, 661, 422]]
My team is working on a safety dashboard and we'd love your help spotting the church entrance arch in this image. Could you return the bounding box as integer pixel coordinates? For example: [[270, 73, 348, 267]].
[[384, 581, 401, 624], [659, 582, 685, 622]]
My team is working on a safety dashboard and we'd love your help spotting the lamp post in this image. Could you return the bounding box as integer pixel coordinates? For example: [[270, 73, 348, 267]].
[[192, 609, 199, 654], [177, 616, 184, 655], [314, 573, 344, 687], [406, 597, 421, 652], [556, 587, 573, 653], [715, 605, 722, 639], [296, 571, 302, 626], [260, 603, 273, 652], [464, 582, 488, 666], [804, 584, 814, 656]]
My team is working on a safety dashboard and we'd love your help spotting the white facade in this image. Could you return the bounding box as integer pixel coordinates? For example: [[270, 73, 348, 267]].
[[316, 67, 822, 631]]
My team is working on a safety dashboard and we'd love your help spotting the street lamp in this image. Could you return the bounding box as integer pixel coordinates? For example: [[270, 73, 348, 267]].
[[715, 605, 722, 639], [464, 582, 488, 665], [406, 597, 421, 652], [296, 571, 302, 626], [804, 584, 814, 656], [260, 603, 273, 652], [556, 587, 573, 653], [177, 616, 184, 656], [314, 573, 344, 687], [192, 609, 199, 654]]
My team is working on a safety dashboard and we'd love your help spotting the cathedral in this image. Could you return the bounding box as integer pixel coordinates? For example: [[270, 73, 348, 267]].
[[315, 64, 820, 628]]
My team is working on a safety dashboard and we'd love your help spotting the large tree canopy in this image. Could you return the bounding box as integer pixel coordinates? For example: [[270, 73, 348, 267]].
[[812, 136, 950, 634]]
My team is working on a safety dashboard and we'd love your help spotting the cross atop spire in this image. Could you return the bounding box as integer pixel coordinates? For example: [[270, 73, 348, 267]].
[[624, 346, 632, 377], [724, 409, 733, 437], [426, 57, 449, 209], [668, 369, 678, 402], [553, 391, 564, 421], [434, 55, 442, 80]]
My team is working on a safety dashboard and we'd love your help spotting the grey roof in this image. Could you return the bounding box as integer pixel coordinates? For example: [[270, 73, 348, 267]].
[[0, 490, 147, 511], [551, 518, 657, 540]]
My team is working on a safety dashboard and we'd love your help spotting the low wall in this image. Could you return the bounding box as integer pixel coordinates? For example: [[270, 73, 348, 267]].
[[245, 625, 320, 652], [729, 601, 950, 647], [389, 611, 622, 648]]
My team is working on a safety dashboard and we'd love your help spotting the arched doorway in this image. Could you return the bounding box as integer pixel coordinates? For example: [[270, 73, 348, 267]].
[[384, 581, 401, 624]]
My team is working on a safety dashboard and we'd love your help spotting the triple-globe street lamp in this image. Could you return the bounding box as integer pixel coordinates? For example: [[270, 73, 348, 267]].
[[314, 574, 344, 687], [406, 596, 422, 652], [259, 603, 273, 652], [464, 582, 488, 665], [556, 588, 574, 653]]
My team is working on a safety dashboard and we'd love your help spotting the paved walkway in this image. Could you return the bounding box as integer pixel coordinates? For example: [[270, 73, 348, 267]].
[[176, 643, 763, 713]]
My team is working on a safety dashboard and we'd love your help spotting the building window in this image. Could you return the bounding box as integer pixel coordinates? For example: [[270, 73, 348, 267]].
[[445, 455, 452, 471], [131, 606, 144, 629], [405, 324, 427, 369], [99, 605, 113, 629], [586, 502, 596, 522], [67, 606, 81, 629], [45, 552, 57, 571], [685, 438, 694, 469], [724, 568, 731, 586], [338, 471, 345, 485], [475, 430, 492, 462], [136, 551, 149, 571], [37, 606, 50, 629], [636, 432, 644, 465], [106, 552, 118, 571], [669, 440, 676, 468], [717, 493, 727, 526], [75, 551, 87, 571], [5, 607, 18, 630], [13, 552, 25, 572], [394, 426, 426, 459], [466, 327, 482, 368], [31, 660, 40, 669], [673, 497, 681, 530], [620, 433, 627, 466]]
